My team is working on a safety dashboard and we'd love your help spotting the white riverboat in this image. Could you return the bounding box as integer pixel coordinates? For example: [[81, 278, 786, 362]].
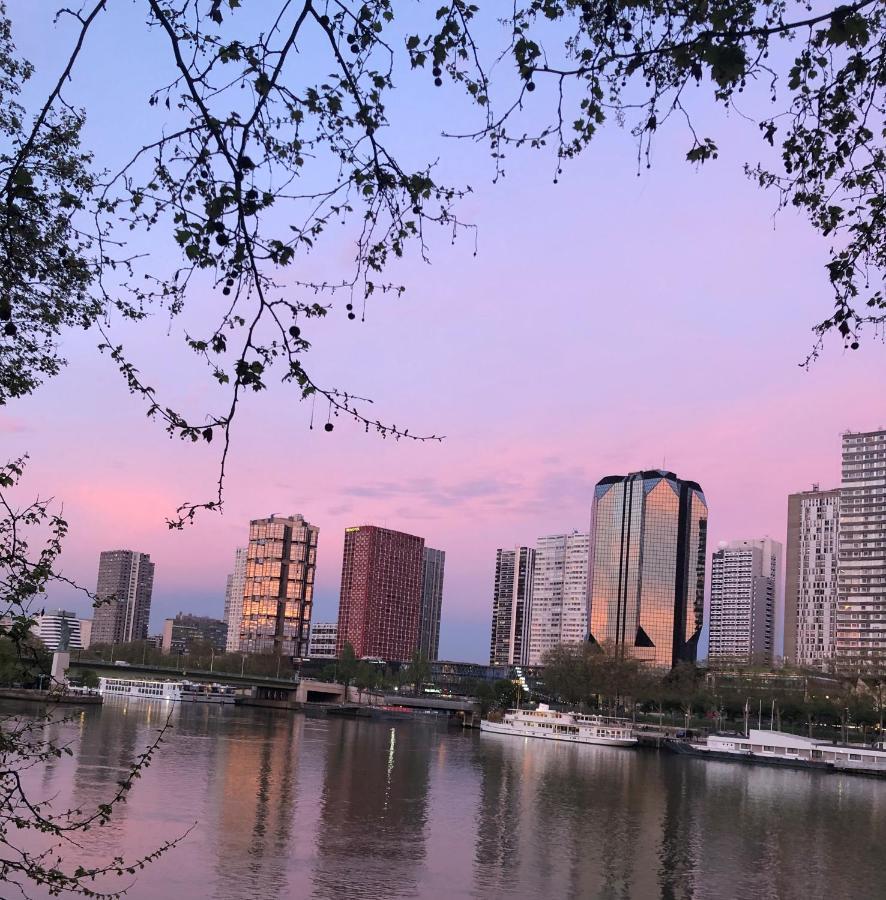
[[685, 729, 886, 774], [480, 703, 637, 747], [98, 677, 183, 702], [180, 681, 237, 704]]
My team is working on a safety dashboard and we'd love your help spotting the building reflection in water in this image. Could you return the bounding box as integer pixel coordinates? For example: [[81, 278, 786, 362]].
[[472, 735, 700, 898], [211, 709, 301, 899], [311, 719, 431, 899], [12, 701, 886, 900]]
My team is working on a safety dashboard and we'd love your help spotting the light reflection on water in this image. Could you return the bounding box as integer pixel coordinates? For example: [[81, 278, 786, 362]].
[[9, 700, 886, 899]]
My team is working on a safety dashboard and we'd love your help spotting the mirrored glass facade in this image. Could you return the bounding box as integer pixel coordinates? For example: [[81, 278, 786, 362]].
[[589, 471, 707, 668], [238, 515, 318, 657]]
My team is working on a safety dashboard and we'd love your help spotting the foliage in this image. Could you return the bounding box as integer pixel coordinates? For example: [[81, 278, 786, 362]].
[[0, 458, 185, 897], [79, 668, 99, 689], [406, 649, 430, 697], [542, 641, 651, 711], [353, 660, 380, 700], [0, 634, 50, 687], [85, 640, 298, 679], [336, 642, 359, 696], [1, 2, 884, 523]]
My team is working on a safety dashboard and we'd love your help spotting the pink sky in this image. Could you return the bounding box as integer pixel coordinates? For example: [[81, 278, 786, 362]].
[[3, 5, 885, 662]]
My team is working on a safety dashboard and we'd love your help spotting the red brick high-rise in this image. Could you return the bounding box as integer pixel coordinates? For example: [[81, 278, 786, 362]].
[[336, 526, 425, 661]]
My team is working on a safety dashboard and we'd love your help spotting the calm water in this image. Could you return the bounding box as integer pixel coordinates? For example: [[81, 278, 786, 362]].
[[10, 700, 886, 899]]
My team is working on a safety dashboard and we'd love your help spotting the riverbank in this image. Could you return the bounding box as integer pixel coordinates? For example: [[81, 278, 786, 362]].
[[0, 687, 102, 705]]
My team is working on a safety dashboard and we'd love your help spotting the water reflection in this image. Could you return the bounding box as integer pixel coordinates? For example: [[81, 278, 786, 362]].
[[312, 720, 431, 899], [212, 710, 301, 898], [7, 700, 886, 900]]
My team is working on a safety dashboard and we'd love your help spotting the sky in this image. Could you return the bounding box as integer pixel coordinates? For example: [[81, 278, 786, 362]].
[[2, 4, 885, 663]]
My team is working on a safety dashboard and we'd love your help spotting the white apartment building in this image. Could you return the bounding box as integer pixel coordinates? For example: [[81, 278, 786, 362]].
[[223, 547, 248, 653], [837, 429, 886, 671], [34, 610, 85, 651], [785, 486, 840, 669], [526, 531, 590, 666], [308, 622, 338, 660], [708, 538, 782, 666]]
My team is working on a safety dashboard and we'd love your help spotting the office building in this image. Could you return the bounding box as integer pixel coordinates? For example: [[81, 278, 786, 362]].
[[489, 546, 535, 666], [336, 525, 425, 661], [223, 547, 248, 652], [308, 622, 338, 660], [90, 550, 155, 645], [33, 610, 85, 651], [526, 531, 590, 666], [162, 613, 228, 654], [708, 538, 782, 666], [785, 486, 840, 668], [589, 470, 707, 668], [837, 429, 886, 672], [238, 515, 318, 657], [419, 547, 446, 661]]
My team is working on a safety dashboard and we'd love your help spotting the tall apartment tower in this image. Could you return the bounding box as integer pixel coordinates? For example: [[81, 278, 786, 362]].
[[526, 531, 590, 666], [589, 470, 707, 668], [223, 546, 248, 652], [489, 547, 535, 666], [707, 538, 783, 666], [785, 487, 840, 668], [336, 526, 425, 661], [238, 515, 318, 657], [837, 429, 886, 672], [91, 550, 155, 645], [419, 547, 446, 661]]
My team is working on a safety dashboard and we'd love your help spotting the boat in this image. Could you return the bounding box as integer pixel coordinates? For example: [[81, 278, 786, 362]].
[[670, 728, 886, 777], [480, 703, 637, 746], [98, 676, 183, 702], [180, 681, 237, 704]]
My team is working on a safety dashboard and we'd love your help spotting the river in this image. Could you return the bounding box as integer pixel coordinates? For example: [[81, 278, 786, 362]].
[[8, 700, 886, 899]]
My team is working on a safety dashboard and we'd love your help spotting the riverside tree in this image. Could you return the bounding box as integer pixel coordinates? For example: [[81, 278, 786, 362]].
[[0, 459, 186, 896], [2, 1, 886, 522], [2, 3, 886, 888]]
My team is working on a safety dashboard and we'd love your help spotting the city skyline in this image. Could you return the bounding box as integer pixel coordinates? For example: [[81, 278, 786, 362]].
[[31, 425, 884, 664]]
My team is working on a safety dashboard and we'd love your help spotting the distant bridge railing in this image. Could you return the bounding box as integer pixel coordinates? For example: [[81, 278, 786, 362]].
[[68, 658, 300, 690]]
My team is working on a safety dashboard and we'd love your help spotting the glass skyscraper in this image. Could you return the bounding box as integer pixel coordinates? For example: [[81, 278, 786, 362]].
[[589, 470, 707, 668]]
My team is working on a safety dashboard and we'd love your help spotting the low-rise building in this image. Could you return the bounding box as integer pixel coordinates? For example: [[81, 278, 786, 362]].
[[162, 613, 227, 654], [308, 622, 338, 660], [33, 610, 85, 651]]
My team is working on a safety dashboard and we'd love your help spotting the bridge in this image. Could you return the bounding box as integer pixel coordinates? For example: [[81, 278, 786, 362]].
[[67, 659, 349, 706], [68, 658, 302, 701]]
